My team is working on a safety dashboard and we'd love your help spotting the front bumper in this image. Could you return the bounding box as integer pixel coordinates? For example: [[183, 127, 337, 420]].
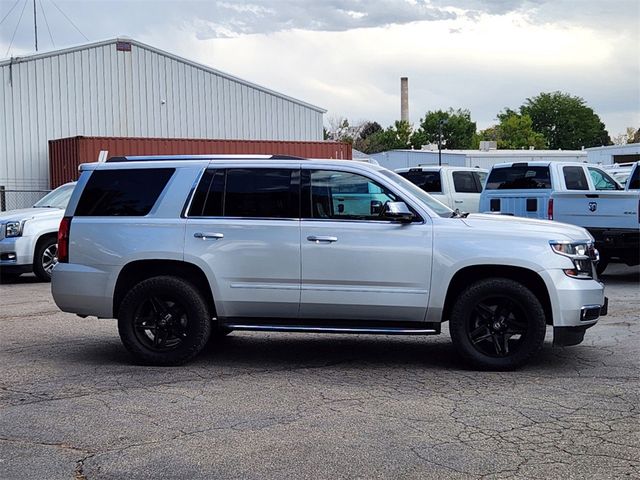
[[0, 236, 35, 269], [539, 269, 606, 346]]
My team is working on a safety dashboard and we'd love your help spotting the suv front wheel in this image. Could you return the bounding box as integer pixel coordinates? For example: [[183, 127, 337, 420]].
[[449, 278, 546, 370], [117, 276, 212, 365]]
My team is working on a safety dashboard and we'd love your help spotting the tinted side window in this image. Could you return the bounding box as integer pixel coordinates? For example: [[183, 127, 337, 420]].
[[628, 166, 640, 190], [475, 171, 487, 189], [75, 168, 174, 216], [453, 171, 480, 193], [308, 170, 401, 221], [588, 167, 620, 190], [563, 166, 589, 190], [188, 169, 224, 217], [485, 166, 551, 190], [397, 170, 442, 193], [224, 169, 295, 218]]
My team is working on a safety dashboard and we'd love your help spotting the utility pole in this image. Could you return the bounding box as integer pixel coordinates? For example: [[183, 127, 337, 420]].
[[33, 0, 38, 51]]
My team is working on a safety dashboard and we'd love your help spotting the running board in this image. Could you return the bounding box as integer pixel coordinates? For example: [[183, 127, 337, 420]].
[[224, 324, 438, 335]]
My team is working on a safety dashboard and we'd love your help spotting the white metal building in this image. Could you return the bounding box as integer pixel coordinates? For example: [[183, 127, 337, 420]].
[[0, 37, 325, 190], [585, 143, 640, 166], [370, 148, 588, 171]]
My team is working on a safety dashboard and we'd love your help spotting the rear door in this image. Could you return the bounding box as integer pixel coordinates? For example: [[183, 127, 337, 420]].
[[299, 167, 432, 322], [184, 167, 301, 318], [451, 170, 483, 213]]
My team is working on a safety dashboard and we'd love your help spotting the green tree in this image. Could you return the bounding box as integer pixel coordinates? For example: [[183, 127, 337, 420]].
[[364, 120, 413, 153], [410, 109, 476, 150], [478, 112, 547, 149], [353, 121, 383, 153], [520, 92, 611, 149]]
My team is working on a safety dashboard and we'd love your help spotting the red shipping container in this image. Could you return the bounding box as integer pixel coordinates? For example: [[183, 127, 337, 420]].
[[48, 136, 352, 188]]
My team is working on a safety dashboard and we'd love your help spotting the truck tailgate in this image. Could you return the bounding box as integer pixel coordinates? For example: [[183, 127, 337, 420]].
[[552, 191, 640, 230], [480, 190, 550, 218]]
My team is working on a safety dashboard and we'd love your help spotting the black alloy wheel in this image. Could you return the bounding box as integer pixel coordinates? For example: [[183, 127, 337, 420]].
[[133, 295, 190, 352], [118, 276, 211, 365], [449, 278, 546, 370]]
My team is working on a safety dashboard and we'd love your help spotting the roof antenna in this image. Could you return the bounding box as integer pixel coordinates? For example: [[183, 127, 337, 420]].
[[33, 0, 38, 51]]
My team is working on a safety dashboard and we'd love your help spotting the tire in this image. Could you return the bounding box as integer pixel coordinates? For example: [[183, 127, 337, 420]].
[[33, 236, 58, 282], [596, 257, 609, 276], [117, 276, 212, 366], [449, 278, 546, 371]]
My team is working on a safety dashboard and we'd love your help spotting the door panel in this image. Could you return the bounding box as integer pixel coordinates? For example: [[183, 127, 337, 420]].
[[300, 168, 432, 322], [301, 221, 432, 321], [185, 219, 300, 317]]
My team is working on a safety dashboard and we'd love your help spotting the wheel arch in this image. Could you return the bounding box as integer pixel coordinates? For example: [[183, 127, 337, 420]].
[[113, 260, 215, 319], [441, 265, 552, 325]]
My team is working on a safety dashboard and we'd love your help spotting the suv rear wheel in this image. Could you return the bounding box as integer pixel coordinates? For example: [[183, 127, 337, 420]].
[[449, 278, 546, 370], [117, 276, 211, 365]]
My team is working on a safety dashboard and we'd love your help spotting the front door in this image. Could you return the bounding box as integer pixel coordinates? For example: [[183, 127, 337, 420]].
[[300, 168, 432, 322]]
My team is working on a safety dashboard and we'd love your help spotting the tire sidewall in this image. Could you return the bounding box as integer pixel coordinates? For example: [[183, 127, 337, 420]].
[[118, 276, 211, 365], [33, 236, 57, 282], [449, 278, 546, 370]]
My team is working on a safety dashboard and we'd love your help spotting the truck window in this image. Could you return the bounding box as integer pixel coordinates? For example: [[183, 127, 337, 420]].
[[628, 166, 640, 190], [397, 170, 442, 193], [563, 166, 589, 190], [588, 167, 621, 191], [475, 171, 488, 189], [453, 171, 481, 193], [75, 168, 174, 216], [485, 166, 551, 190]]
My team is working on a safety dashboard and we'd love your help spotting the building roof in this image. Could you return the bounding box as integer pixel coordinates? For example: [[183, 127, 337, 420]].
[[0, 37, 326, 113], [383, 149, 586, 157]]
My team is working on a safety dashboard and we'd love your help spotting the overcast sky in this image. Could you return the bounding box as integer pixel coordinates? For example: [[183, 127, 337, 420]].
[[1, 0, 639, 137]]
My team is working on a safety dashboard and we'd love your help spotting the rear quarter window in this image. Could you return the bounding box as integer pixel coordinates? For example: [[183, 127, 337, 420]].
[[485, 166, 551, 190], [75, 168, 175, 216]]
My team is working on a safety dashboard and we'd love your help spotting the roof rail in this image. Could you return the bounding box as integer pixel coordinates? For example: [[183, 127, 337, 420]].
[[106, 154, 308, 163]]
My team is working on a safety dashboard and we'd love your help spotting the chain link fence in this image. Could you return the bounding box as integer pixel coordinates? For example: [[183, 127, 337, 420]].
[[0, 187, 51, 212]]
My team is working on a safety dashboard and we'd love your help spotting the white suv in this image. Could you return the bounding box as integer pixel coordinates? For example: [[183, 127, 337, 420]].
[[51, 156, 607, 370], [0, 182, 76, 281]]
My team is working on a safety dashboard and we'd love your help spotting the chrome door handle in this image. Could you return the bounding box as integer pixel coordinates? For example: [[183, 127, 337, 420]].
[[194, 232, 224, 240], [307, 235, 338, 243]]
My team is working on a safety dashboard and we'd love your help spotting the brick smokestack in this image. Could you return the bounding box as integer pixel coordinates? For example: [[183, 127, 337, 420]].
[[400, 77, 409, 123]]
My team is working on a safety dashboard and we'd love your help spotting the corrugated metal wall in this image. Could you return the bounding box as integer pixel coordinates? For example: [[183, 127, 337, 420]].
[[0, 39, 325, 191], [49, 136, 352, 188]]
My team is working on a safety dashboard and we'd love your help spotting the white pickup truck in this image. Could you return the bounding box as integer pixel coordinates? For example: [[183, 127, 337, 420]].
[[395, 166, 488, 213], [479, 161, 640, 273]]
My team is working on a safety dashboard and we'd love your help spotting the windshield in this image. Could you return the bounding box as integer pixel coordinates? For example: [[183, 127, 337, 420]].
[[379, 170, 453, 217], [33, 184, 75, 209]]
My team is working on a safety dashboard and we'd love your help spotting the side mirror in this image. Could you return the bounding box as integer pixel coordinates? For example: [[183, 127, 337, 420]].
[[370, 200, 383, 214], [382, 202, 414, 223]]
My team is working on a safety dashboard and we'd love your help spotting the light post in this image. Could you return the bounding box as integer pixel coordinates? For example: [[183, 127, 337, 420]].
[[438, 118, 447, 166]]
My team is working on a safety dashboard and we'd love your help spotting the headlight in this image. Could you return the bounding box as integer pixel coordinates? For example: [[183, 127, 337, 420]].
[[5, 221, 23, 237], [549, 241, 597, 279]]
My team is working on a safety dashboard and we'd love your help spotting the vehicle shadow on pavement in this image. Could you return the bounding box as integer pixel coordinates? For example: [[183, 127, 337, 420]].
[[0, 273, 42, 284]]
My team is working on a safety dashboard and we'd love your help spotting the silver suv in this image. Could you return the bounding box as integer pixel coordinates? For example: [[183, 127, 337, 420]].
[[52, 155, 607, 370]]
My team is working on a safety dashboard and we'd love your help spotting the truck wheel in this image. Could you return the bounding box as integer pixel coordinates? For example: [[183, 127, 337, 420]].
[[117, 276, 211, 366], [449, 278, 546, 370], [596, 257, 609, 276], [33, 236, 58, 282]]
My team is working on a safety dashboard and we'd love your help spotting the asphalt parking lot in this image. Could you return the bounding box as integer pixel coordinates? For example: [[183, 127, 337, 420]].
[[0, 266, 638, 480]]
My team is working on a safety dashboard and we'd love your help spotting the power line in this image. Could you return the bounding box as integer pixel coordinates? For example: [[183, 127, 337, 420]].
[[0, 0, 21, 27], [49, 0, 88, 41], [38, 0, 55, 48], [5, 0, 29, 58]]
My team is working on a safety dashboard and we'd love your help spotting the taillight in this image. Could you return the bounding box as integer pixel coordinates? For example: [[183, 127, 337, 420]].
[[58, 216, 72, 263], [547, 198, 554, 220]]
